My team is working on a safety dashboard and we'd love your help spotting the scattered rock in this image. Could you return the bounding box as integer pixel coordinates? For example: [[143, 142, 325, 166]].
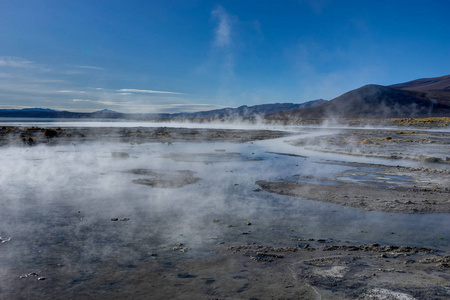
[[172, 244, 189, 253], [177, 273, 197, 279], [20, 272, 44, 280], [322, 244, 436, 254], [0, 236, 11, 243], [111, 218, 130, 222], [111, 152, 130, 158]]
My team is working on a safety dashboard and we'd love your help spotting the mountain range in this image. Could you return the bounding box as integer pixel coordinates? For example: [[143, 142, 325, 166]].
[[267, 74, 450, 120], [1, 74, 449, 120], [0, 100, 327, 120]]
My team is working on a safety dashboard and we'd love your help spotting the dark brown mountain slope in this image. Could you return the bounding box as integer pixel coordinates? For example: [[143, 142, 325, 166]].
[[390, 74, 450, 106], [267, 75, 450, 120], [390, 74, 450, 94]]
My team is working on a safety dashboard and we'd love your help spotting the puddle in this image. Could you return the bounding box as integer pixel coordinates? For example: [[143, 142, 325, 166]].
[[284, 174, 341, 186], [0, 137, 449, 299], [337, 172, 414, 186]]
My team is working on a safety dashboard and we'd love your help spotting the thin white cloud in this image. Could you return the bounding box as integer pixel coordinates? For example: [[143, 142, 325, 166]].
[[77, 65, 105, 70], [0, 56, 50, 72], [162, 103, 227, 111], [0, 82, 63, 95], [59, 90, 87, 93], [0, 56, 34, 68], [72, 99, 126, 106], [30, 79, 65, 83], [199, 5, 239, 83], [70, 98, 226, 113], [0, 57, 210, 114], [72, 99, 91, 102], [118, 88, 183, 95], [211, 6, 232, 47]]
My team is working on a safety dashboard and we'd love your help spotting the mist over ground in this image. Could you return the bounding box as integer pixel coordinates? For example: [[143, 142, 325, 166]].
[[1, 122, 449, 299]]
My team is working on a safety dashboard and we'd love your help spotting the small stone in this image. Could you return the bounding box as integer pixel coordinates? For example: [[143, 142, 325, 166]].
[[111, 152, 130, 158]]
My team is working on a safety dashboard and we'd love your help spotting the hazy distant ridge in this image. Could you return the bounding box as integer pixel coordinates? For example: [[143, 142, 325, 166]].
[[0, 100, 327, 120], [170, 100, 327, 119]]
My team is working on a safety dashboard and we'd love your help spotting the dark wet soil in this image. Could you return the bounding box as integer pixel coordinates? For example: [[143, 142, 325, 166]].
[[0, 126, 289, 146], [7, 241, 448, 299], [224, 242, 449, 299]]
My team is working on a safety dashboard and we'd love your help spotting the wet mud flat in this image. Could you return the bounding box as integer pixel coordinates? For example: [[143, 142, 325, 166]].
[[289, 127, 450, 163], [257, 162, 450, 214], [255, 127, 450, 214], [220, 242, 449, 300], [4, 239, 448, 299], [0, 126, 288, 146], [1, 125, 450, 299]]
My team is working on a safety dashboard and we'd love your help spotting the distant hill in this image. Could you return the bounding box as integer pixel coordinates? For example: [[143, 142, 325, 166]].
[[0, 107, 56, 112], [267, 75, 450, 120], [0, 100, 327, 120], [92, 109, 120, 114], [171, 100, 327, 119], [0, 108, 90, 118], [20, 108, 57, 112]]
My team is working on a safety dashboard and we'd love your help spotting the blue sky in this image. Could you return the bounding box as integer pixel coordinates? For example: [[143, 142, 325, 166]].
[[1, 0, 449, 113]]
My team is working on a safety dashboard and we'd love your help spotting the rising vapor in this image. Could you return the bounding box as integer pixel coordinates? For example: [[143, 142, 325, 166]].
[[211, 6, 233, 48]]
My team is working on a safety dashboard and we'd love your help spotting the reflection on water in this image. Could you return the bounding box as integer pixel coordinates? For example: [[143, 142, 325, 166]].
[[0, 136, 449, 298]]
